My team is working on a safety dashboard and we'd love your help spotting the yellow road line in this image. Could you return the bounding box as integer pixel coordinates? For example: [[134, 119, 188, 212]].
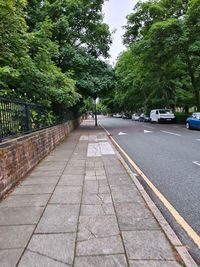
[[100, 124, 200, 249]]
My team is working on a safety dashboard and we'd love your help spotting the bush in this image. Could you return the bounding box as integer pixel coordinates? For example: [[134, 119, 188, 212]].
[[175, 112, 191, 124]]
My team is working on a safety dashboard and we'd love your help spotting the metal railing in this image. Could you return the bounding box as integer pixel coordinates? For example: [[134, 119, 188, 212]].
[[0, 98, 46, 141], [0, 98, 79, 142]]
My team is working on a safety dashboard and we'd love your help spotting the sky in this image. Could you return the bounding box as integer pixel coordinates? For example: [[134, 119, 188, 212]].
[[103, 0, 139, 65]]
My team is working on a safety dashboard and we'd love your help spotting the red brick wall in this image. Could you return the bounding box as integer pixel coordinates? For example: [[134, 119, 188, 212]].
[[0, 118, 82, 198]]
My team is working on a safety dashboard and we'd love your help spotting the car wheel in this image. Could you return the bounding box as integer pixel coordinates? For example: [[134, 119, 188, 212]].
[[186, 122, 190, 129]]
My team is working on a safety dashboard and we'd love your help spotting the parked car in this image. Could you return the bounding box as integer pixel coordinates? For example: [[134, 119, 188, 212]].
[[186, 113, 200, 130], [122, 113, 132, 119], [139, 113, 150, 122], [113, 113, 122, 118], [132, 113, 140, 121], [150, 109, 175, 123]]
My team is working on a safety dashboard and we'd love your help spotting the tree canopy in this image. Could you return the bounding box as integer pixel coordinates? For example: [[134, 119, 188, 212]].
[[112, 0, 200, 113], [0, 0, 114, 112]]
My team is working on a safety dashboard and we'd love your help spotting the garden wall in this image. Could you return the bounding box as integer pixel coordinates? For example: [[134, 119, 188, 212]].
[[0, 118, 82, 199]]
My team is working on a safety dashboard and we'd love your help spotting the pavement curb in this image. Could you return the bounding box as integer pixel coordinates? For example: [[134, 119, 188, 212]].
[[99, 123, 198, 267]]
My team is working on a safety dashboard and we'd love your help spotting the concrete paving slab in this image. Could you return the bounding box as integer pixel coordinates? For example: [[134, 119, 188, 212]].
[[0, 248, 23, 267], [85, 175, 97, 180], [74, 255, 128, 267], [111, 187, 144, 203], [29, 170, 63, 176], [50, 191, 81, 204], [129, 260, 183, 267], [58, 175, 84, 186], [36, 204, 79, 233], [0, 194, 50, 207], [115, 202, 152, 218], [18, 250, 67, 267], [83, 180, 99, 193], [34, 165, 65, 171], [122, 230, 176, 260], [81, 204, 115, 216], [53, 185, 82, 193], [0, 225, 34, 249], [118, 216, 160, 231], [0, 207, 43, 225], [27, 233, 75, 264], [37, 161, 67, 166], [108, 176, 133, 187], [96, 175, 107, 180], [82, 193, 103, 205], [11, 184, 55, 195], [68, 160, 86, 167], [76, 235, 124, 256], [49, 186, 82, 204], [22, 177, 59, 185], [63, 168, 85, 175], [78, 215, 119, 241]]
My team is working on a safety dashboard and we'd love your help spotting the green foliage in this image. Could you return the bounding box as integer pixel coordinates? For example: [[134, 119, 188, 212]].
[[113, 0, 200, 112], [175, 112, 192, 124], [0, 0, 114, 116]]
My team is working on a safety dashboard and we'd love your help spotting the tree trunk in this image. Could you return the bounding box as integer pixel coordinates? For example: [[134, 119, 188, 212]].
[[186, 54, 200, 111], [195, 90, 200, 111]]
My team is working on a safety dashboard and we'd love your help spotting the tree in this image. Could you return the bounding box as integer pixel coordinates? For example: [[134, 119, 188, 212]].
[[113, 0, 200, 112]]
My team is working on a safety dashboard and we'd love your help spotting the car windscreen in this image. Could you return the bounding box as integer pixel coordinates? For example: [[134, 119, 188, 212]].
[[159, 110, 172, 114], [194, 113, 200, 119]]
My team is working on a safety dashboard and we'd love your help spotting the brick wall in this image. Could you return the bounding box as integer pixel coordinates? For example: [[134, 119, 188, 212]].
[[0, 118, 82, 199]]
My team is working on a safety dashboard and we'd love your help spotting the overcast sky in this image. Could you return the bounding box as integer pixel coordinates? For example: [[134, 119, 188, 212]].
[[103, 0, 139, 65]]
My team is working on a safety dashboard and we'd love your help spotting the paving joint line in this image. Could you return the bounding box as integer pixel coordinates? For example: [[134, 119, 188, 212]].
[[72, 137, 88, 267], [103, 158, 131, 267], [27, 248, 71, 266]]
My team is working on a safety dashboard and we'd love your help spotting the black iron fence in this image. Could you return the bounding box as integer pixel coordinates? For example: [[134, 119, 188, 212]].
[[0, 98, 79, 142]]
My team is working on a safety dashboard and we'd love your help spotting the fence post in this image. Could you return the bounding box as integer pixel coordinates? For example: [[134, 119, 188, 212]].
[[24, 103, 30, 132]]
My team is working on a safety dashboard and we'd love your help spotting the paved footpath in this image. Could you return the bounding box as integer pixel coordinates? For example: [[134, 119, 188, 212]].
[[0, 120, 187, 266]]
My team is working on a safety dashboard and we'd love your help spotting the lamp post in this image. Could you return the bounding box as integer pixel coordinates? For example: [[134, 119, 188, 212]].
[[94, 97, 97, 127]]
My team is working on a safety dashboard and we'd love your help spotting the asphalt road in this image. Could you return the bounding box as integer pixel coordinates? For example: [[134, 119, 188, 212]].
[[99, 116, 200, 261]]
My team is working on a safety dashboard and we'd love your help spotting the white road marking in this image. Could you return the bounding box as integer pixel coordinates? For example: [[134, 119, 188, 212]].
[[196, 139, 200, 142], [87, 143, 101, 157], [144, 130, 153, 133], [99, 142, 115, 155], [161, 131, 181, 136], [143, 125, 155, 129], [118, 132, 127, 135], [192, 161, 200, 166]]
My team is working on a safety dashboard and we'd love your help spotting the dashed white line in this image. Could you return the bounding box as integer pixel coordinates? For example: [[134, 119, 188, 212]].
[[161, 131, 181, 136], [192, 161, 200, 166], [144, 130, 153, 133]]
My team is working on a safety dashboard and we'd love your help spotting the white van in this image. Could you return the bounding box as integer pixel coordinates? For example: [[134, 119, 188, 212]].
[[150, 109, 175, 123]]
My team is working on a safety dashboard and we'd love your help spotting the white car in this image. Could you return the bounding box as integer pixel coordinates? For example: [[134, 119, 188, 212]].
[[113, 113, 122, 118], [132, 113, 140, 121], [150, 109, 175, 123]]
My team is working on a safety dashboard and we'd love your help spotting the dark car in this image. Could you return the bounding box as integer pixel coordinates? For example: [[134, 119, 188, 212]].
[[122, 113, 132, 119], [139, 113, 150, 122], [186, 113, 200, 130]]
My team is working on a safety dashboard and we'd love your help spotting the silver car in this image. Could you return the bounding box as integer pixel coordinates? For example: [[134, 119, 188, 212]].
[[132, 113, 140, 121]]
